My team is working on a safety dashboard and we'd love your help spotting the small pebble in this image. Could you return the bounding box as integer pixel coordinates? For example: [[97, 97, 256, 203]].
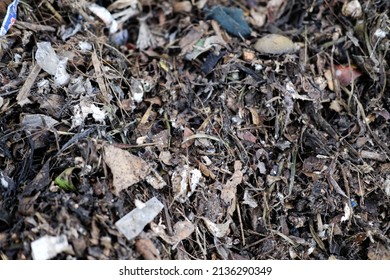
[[253, 34, 295, 55]]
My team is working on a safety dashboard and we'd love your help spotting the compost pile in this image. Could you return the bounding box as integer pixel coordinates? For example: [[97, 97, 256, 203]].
[[1, 0, 390, 260]]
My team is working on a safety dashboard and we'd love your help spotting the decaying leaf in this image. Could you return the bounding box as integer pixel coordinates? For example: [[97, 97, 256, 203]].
[[145, 169, 167, 190], [104, 145, 150, 196], [135, 238, 161, 260], [172, 165, 202, 202], [54, 167, 77, 192], [151, 220, 194, 248], [159, 151, 173, 165], [181, 127, 195, 148], [237, 130, 257, 143], [367, 243, 390, 260], [242, 189, 258, 208], [221, 161, 243, 216], [21, 113, 58, 131], [201, 217, 231, 238], [179, 21, 208, 56]]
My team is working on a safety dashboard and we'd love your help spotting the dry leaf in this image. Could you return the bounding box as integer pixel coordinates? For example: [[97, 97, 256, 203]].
[[243, 190, 258, 208], [159, 151, 173, 165], [248, 107, 261, 125], [198, 160, 216, 179], [152, 129, 170, 149], [367, 243, 390, 260], [151, 220, 194, 248], [145, 169, 167, 189], [237, 130, 257, 143], [201, 217, 231, 238], [104, 145, 150, 196], [335, 65, 362, 86], [221, 161, 243, 216], [172, 165, 202, 202], [181, 127, 195, 148], [17, 64, 41, 107], [135, 238, 161, 260]]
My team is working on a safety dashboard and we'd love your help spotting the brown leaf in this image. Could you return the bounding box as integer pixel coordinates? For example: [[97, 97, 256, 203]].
[[201, 217, 231, 238], [151, 220, 194, 247], [135, 238, 161, 260], [221, 161, 243, 216], [181, 127, 195, 148], [152, 129, 170, 149], [248, 107, 261, 125], [104, 145, 150, 196], [237, 130, 257, 143]]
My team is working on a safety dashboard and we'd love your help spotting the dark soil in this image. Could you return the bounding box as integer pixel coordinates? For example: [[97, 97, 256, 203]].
[[1, 0, 390, 260]]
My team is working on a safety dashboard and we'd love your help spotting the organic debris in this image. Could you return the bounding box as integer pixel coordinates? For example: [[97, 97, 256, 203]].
[[1, 0, 390, 260]]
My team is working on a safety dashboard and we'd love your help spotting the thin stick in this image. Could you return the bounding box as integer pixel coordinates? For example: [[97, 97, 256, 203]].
[[236, 200, 245, 246]]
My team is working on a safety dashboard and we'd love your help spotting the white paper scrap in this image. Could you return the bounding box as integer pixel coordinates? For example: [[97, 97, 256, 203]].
[[31, 235, 70, 260]]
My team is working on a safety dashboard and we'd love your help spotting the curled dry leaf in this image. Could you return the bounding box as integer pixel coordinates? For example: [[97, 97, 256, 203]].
[[88, 3, 118, 34], [267, 0, 288, 23], [151, 220, 194, 248], [103, 145, 150, 196], [201, 217, 231, 238]]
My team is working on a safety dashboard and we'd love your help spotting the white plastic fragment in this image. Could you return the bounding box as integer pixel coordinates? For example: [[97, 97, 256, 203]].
[[340, 202, 352, 222], [31, 235, 70, 260], [35, 42, 59, 75], [130, 78, 144, 103], [374, 29, 387, 39], [115, 197, 164, 240], [78, 41, 93, 52], [384, 178, 390, 197], [88, 3, 118, 34], [71, 102, 106, 128], [54, 57, 70, 86], [35, 42, 70, 86]]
